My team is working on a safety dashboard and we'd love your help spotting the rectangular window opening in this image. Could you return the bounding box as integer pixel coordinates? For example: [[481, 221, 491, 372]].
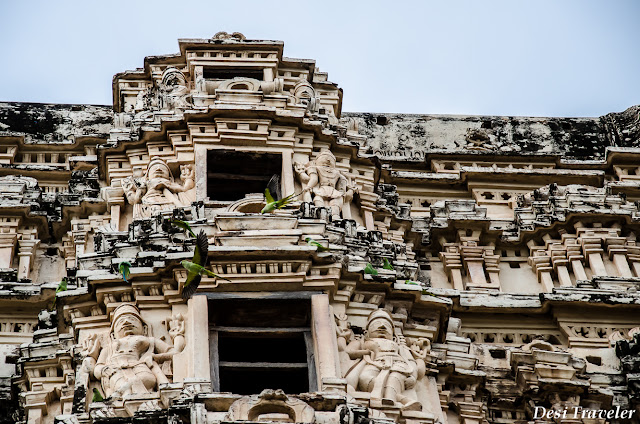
[[207, 149, 282, 202], [209, 297, 316, 395], [203, 67, 264, 80]]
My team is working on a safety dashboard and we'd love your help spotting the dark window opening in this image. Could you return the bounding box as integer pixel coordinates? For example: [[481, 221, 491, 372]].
[[376, 116, 389, 126], [219, 366, 309, 396], [209, 297, 316, 395], [219, 333, 307, 363], [207, 150, 281, 201], [509, 262, 521, 269], [218, 333, 309, 395], [489, 349, 506, 359], [203, 68, 264, 81], [586, 355, 601, 366]]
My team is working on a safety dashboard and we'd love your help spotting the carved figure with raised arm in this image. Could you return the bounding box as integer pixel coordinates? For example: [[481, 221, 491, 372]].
[[294, 150, 357, 220], [122, 157, 195, 218], [89, 304, 185, 399]]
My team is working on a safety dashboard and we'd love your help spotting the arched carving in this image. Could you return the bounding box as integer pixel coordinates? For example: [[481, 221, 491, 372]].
[[227, 389, 315, 423], [159, 68, 191, 111]]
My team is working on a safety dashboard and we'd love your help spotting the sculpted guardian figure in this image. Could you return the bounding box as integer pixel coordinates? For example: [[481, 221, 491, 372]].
[[344, 309, 421, 411], [85, 304, 185, 399], [294, 150, 357, 220], [122, 157, 195, 218]]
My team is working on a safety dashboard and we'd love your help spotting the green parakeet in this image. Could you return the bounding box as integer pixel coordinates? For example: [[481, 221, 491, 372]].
[[119, 261, 132, 283], [170, 219, 196, 238], [305, 237, 329, 252], [92, 388, 104, 402], [181, 230, 229, 300], [383, 258, 394, 270], [364, 263, 378, 276], [49, 277, 68, 310], [261, 188, 299, 214]]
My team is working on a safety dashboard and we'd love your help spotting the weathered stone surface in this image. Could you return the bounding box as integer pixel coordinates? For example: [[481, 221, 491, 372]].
[[0, 34, 638, 424], [345, 106, 640, 161], [0, 102, 113, 141]]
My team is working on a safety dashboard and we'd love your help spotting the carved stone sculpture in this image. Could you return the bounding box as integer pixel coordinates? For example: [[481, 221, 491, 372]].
[[335, 313, 355, 374], [344, 309, 421, 411], [122, 157, 195, 218], [292, 78, 319, 113], [226, 389, 314, 423], [84, 304, 185, 399], [295, 150, 357, 220], [159, 68, 191, 111]]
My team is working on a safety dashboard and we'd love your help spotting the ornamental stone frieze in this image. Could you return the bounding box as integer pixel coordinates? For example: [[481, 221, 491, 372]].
[[0, 34, 639, 424]]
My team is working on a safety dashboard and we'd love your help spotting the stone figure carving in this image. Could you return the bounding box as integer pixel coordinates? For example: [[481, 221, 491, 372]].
[[335, 313, 355, 373], [159, 68, 191, 111], [294, 150, 357, 220], [212, 31, 246, 41], [407, 338, 431, 391], [122, 157, 195, 218], [344, 309, 421, 411], [82, 304, 185, 399]]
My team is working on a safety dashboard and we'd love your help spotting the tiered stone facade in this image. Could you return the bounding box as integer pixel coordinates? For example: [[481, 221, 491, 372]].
[[0, 32, 639, 424]]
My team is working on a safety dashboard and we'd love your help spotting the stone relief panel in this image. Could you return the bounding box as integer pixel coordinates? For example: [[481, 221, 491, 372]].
[[80, 304, 185, 400], [122, 156, 195, 219], [339, 309, 438, 422], [130, 67, 192, 114], [295, 150, 358, 221]]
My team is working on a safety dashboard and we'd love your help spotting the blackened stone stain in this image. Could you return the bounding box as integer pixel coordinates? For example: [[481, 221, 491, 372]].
[[344, 105, 639, 160], [0, 102, 113, 140]]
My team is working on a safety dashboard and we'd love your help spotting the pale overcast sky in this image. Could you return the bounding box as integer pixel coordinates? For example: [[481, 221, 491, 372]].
[[1, 0, 638, 117]]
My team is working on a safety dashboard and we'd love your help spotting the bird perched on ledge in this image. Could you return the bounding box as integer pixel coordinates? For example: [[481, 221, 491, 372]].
[[91, 388, 104, 402], [305, 237, 330, 252], [383, 258, 394, 270], [364, 263, 378, 276], [261, 188, 299, 214], [119, 261, 132, 283], [181, 230, 229, 300], [170, 218, 196, 238], [49, 277, 68, 311]]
